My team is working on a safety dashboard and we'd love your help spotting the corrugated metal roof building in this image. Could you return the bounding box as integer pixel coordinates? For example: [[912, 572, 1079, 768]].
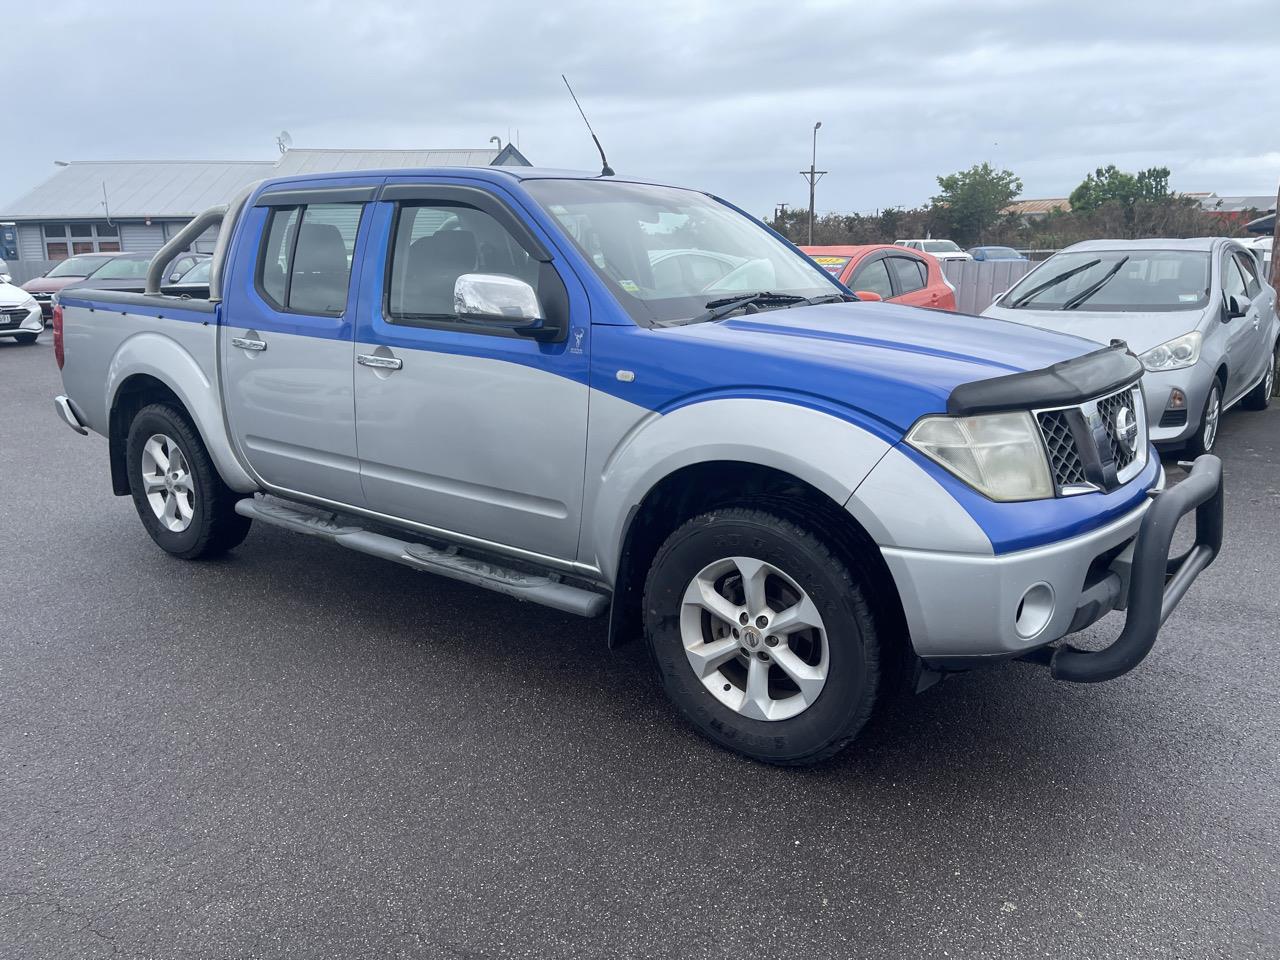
[[0, 145, 530, 268]]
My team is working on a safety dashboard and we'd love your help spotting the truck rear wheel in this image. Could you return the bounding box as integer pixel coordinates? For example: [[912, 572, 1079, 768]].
[[125, 403, 251, 559], [643, 507, 880, 765]]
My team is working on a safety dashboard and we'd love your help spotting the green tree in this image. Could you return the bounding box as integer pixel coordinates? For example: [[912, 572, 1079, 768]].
[[929, 162, 1023, 246], [1069, 164, 1172, 212]]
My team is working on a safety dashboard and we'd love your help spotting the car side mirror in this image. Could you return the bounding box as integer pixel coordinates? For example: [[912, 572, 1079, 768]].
[[972, 251, 985, 261], [853, 290, 883, 302], [1226, 294, 1250, 320], [454, 273, 549, 337]]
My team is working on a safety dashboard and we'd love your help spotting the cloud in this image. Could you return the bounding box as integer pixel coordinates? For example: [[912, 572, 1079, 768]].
[[3, 0, 1276, 217]]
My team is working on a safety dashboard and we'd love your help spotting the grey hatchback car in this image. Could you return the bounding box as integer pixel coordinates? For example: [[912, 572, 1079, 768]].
[[984, 238, 1278, 455]]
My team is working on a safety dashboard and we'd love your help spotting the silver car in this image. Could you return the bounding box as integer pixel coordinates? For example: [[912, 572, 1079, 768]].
[[984, 238, 1279, 454]]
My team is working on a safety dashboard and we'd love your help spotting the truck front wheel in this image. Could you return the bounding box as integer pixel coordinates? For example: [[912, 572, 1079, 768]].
[[643, 507, 880, 765], [125, 403, 251, 559]]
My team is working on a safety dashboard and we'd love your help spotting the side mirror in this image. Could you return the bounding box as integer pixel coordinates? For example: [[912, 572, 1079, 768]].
[[972, 251, 985, 261], [853, 290, 883, 302], [454, 273, 547, 336], [1226, 294, 1250, 320]]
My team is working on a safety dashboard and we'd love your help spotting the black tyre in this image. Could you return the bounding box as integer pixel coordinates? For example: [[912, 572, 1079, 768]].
[[1185, 378, 1223, 457], [125, 403, 251, 559], [13, 332, 38, 345], [1241, 342, 1277, 411], [643, 507, 880, 766]]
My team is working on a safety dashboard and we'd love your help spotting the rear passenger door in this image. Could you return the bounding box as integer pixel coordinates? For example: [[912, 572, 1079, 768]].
[[350, 182, 590, 562], [886, 254, 934, 307], [221, 184, 376, 505]]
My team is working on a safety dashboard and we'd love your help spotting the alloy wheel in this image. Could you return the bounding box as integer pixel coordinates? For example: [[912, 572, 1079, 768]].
[[140, 434, 195, 532], [680, 556, 829, 721]]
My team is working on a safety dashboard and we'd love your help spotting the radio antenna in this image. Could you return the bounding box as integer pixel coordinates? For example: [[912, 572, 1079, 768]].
[[561, 75, 614, 177]]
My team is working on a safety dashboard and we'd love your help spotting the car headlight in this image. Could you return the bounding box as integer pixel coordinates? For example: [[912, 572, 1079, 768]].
[[906, 410, 1054, 502], [1140, 331, 1201, 372]]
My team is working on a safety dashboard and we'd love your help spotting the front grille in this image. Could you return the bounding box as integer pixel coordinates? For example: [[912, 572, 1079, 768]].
[[1036, 386, 1146, 495], [30, 292, 52, 300], [0, 310, 26, 329], [1037, 410, 1088, 487], [1096, 390, 1138, 471]]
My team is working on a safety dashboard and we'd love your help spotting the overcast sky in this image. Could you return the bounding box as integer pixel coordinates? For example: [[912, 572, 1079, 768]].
[[4, 0, 1277, 217]]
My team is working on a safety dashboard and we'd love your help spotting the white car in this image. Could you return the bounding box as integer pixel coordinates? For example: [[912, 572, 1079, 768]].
[[894, 239, 973, 262], [0, 257, 11, 283], [0, 279, 44, 345]]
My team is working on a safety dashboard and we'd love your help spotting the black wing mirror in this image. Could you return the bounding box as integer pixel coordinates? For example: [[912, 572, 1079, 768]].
[[1226, 294, 1250, 320]]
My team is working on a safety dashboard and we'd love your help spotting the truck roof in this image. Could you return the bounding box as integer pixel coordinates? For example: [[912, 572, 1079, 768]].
[[250, 166, 676, 194]]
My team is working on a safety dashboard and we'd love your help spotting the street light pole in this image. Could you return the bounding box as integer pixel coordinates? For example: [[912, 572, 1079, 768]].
[[800, 122, 827, 246]]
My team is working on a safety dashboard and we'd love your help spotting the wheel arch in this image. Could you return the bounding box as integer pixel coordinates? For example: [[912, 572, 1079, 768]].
[[606, 459, 913, 685], [105, 337, 256, 496]]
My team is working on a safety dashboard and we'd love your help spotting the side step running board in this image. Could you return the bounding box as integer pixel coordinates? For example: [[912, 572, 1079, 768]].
[[235, 496, 609, 618]]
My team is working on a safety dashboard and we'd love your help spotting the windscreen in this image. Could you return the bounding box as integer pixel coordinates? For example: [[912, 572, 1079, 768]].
[[1001, 250, 1211, 312], [91, 257, 151, 280], [524, 179, 840, 325], [923, 241, 961, 253], [46, 255, 107, 278]]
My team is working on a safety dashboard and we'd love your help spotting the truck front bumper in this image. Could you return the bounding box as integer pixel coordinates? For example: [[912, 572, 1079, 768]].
[[883, 456, 1223, 682]]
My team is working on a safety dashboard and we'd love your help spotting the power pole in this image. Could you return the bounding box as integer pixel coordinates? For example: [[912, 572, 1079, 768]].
[[800, 122, 826, 245]]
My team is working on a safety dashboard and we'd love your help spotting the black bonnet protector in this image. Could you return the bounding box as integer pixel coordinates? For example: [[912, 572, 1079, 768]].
[[947, 342, 1143, 416]]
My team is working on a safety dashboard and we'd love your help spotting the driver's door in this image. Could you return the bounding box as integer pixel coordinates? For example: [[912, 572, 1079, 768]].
[[351, 183, 590, 562]]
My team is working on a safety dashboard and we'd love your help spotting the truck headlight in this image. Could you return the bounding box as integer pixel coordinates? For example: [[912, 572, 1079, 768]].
[[906, 411, 1054, 502], [1140, 331, 1201, 372]]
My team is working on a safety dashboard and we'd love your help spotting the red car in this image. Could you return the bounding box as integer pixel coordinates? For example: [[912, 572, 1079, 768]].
[[800, 244, 957, 310]]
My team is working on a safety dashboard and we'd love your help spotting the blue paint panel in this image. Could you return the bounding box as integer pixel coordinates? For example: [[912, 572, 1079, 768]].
[[58, 295, 216, 325]]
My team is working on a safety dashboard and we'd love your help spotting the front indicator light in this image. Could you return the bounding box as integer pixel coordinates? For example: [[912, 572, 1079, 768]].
[[907, 410, 1055, 502]]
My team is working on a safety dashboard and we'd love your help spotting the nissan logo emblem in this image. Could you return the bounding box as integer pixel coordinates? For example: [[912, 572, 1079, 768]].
[[1113, 407, 1139, 455]]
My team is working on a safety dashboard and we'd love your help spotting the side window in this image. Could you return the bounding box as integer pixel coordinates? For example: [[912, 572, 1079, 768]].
[[1234, 252, 1261, 298], [387, 202, 542, 325], [850, 258, 894, 298], [887, 256, 927, 294], [1221, 255, 1247, 301], [256, 202, 362, 316]]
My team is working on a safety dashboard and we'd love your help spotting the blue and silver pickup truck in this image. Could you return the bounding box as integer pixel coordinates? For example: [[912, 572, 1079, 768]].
[[53, 166, 1224, 765]]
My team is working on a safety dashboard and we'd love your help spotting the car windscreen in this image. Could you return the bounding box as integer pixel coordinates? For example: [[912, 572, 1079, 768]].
[[922, 241, 961, 253], [46, 255, 107, 278], [180, 260, 212, 282], [1001, 250, 1211, 312], [90, 257, 151, 280], [524, 179, 840, 325]]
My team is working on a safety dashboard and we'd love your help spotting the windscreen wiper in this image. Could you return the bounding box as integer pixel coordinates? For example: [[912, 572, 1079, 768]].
[[1009, 259, 1101, 308], [671, 291, 847, 327], [1062, 256, 1129, 310]]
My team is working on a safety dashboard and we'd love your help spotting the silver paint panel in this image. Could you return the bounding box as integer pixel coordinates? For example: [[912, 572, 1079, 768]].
[[353, 347, 588, 561], [59, 304, 256, 492], [583, 392, 894, 582], [882, 496, 1154, 658], [221, 325, 363, 505]]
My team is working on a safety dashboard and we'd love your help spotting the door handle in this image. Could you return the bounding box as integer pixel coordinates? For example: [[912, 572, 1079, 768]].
[[357, 353, 403, 371], [231, 336, 267, 352]]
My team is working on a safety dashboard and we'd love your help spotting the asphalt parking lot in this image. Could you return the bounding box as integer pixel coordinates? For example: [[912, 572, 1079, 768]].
[[2, 335, 1277, 960]]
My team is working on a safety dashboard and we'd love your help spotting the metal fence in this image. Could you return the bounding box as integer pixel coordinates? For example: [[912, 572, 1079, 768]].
[[5, 261, 57, 285], [943, 259, 1036, 314]]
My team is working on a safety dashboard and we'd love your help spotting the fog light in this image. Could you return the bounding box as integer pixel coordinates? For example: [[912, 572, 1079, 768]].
[[1015, 582, 1055, 639], [1167, 388, 1186, 410]]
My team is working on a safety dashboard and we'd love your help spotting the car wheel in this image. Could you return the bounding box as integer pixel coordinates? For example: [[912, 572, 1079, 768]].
[[1186, 379, 1223, 457], [1241, 342, 1277, 411], [13, 332, 38, 345], [126, 403, 252, 559], [643, 507, 880, 766]]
